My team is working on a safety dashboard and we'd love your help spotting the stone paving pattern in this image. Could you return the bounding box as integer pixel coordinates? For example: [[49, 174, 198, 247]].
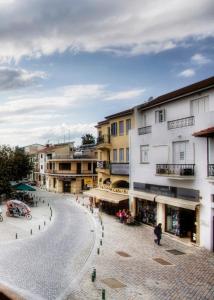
[[68, 195, 214, 300]]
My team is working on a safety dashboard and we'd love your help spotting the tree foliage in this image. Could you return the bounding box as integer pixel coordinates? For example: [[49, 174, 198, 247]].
[[0, 145, 33, 195], [81, 133, 95, 145]]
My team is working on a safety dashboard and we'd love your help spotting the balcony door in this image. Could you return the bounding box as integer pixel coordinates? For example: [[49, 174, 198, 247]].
[[173, 141, 188, 164]]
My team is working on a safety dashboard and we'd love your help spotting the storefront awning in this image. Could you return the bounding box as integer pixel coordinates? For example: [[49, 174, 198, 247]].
[[193, 127, 214, 137], [156, 195, 199, 210], [83, 188, 128, 204], [129, 190, 157, 202]]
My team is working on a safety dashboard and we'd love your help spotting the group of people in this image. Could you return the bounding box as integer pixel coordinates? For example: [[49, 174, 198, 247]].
[[116, 209, 134, 225]]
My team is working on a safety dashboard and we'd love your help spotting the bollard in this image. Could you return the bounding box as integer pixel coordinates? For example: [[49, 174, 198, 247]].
[[50, 217, 51, 221], [38, 225, 40, 230], [91, 272, 95, 282], [102, 232, 104, 238], [48, 203, 49, 207], [15, 233, 18, 239], [100, 239, 102, 246], [102, 225, 104, 231], [102, 289, 106, 300], [97, 248, 100, 255], [44, 221, 46, 226], [43, 200, 44, 204], [30, 229, 32, 235]]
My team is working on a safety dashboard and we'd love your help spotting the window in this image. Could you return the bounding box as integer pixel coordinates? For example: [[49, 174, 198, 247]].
[[126, 148, 129, 162], [142, 113, 147, 127], [191, 96, 209, 115], [140, 145, 149, 163], [155, 109, 166, 123], [119, 148, 124, 162], [126, 119, 131, 134], [88, 162, 92, 170], [59, 163, 71, 170], [111, 122, 118, 136], [53, 178, 56, 188], [119, 121, 124, 136], [113, 149, 117, 162]]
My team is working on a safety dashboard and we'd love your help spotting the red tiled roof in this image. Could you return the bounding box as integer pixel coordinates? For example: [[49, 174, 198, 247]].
[[193, 127, 214, 137]]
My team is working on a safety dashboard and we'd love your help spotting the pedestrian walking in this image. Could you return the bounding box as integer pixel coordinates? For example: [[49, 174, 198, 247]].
[[154, 223, 162, 246]]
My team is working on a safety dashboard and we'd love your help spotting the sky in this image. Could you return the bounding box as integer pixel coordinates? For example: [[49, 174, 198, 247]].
[[0, 0, 213, 146]]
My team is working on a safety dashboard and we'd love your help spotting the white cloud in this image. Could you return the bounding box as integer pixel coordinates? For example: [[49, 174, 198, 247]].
[[0, 0, 212, 61], [178, 68, 195, 77], [191, 53, 210, 65], [105, 89, 145, 101]]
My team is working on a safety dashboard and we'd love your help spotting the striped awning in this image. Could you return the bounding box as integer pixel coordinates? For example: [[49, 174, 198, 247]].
[[83, 188, 128, 204]]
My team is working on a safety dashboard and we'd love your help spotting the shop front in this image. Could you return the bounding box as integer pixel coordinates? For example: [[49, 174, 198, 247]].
[[136, 198, 157, 226], [165, 205, 196, 241]]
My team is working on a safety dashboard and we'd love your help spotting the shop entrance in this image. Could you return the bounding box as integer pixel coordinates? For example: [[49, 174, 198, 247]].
[[63, 181, 71, 193], [165, 205, 196, 241], [136, 198, 157, 226]]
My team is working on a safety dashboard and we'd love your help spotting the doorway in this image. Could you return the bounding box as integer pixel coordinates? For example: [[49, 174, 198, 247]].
[[63, 181, 71, 193]]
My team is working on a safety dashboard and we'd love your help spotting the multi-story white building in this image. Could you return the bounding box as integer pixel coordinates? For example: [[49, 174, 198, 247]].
[[129, 77, 214, 251]]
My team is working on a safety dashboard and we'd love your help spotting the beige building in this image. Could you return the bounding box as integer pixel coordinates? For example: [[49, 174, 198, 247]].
[[85, 108, 134, 213], [36, 142, 98, 194]]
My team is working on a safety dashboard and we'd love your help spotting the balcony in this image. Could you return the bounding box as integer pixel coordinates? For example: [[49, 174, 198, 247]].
[[138, 126, 152, 135], [208, 164, 214, 177], [111, 163, 129, 175], [96, 161, 110, 175], [168, 116, 194, 130], [156, 164, 195, 179], [96, 135, 111, 149]]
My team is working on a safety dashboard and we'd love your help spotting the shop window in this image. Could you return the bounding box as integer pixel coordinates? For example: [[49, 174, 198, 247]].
[[119, 148, 124, 162], [140, 145, 149, 163], [155, 109, 166, 123], [119, 120, 124, 136], [111, 122, 118, 136], [126, 119, 131, 134]]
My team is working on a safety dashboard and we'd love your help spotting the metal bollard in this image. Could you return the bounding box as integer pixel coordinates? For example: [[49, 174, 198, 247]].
[[102, 232, 104, 238], [48, 203, 49, 207], [102, 225, 104, 231], [30, 229, 32, 235], [102, 289, 106, 300], [100, 239, 102, 246], [44, 221, 46, 226], [16, 233, 18, 239], [50, 217, 51, 221], [97, 248, 100, 255], [38, 225, 40, 230]]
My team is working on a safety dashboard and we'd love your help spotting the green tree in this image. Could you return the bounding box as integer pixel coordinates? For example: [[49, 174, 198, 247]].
[[81, 133, 95, 145], [0, 145, 33, 195]]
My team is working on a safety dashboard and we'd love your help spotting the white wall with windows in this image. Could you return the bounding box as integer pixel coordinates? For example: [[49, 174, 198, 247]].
[[129, 88, 214, 251]]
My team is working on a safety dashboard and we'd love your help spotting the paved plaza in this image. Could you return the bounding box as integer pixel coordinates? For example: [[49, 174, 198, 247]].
[[68, 196, 214, 300]]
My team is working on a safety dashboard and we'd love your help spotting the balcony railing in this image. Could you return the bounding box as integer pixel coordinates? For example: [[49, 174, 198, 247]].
[[111, 163, 129, 175], [156, 164, 195, 176], [97, 161, 110, 169], [168, 116, 194, 130], [138, 126, 152, 135], [208, 164, 214, 176], [97, 134, 110, 145]]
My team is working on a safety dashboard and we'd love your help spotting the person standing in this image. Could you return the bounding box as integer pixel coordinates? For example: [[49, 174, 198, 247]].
[[154, 223, 162, 246]]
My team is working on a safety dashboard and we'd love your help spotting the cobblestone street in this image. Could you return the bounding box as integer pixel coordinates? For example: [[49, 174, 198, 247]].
[[68, 196, 214, 300]]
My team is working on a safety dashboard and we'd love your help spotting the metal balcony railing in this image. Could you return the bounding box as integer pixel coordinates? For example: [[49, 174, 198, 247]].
[[168, 116, 194, 130], [138, 126, 152, 135], [156, 164, 195, 176], [97, 161, 110, 169], [96, 134, 110, 145], [208, 164, 214, 176]]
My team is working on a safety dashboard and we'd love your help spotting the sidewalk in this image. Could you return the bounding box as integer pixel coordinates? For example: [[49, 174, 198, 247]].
[[68, 195, 214, 300]]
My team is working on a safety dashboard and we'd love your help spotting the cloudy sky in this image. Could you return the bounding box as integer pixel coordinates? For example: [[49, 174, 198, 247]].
[[0, 0, 213, 146]]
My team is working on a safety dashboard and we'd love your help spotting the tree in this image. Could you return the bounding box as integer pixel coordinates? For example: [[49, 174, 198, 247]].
[[0, 145, 33, 195], [81, 134, 95, 145]]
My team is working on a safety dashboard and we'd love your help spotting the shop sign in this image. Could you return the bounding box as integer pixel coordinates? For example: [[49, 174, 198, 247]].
[[84, 178, 93, 186]]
